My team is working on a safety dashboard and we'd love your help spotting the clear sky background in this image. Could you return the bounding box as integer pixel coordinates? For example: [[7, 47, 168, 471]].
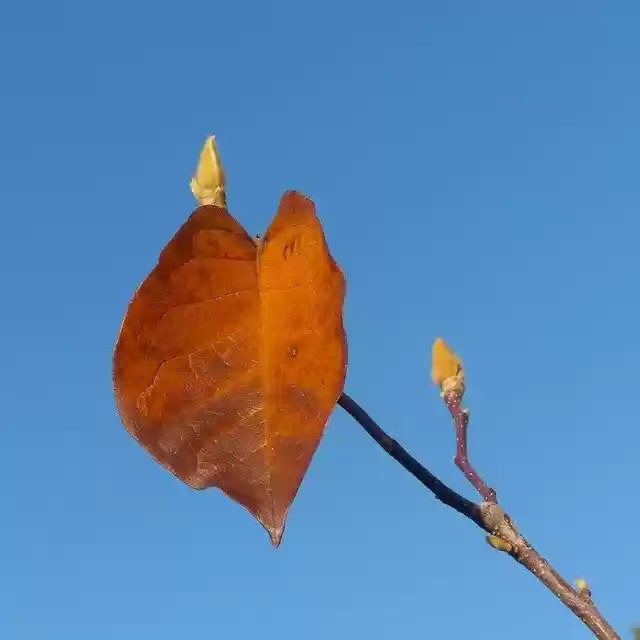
[[1, 2, 639, 638]]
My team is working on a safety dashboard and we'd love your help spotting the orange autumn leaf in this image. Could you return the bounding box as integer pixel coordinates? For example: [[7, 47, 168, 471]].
[[113, 189, 347, 546], [431, 337, 463, 388]]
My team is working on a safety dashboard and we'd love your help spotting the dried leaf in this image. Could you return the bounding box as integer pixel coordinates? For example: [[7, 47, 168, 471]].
[[431, 337, 463, 388], [113, 191, 347, 545]]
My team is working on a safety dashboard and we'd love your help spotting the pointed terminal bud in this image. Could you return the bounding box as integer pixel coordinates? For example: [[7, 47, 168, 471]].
[[431, 338, 464, 396], [190, 135, 227, 207]]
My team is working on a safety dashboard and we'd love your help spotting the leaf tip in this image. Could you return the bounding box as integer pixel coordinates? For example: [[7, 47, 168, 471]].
[[267, 523, 285, 548]]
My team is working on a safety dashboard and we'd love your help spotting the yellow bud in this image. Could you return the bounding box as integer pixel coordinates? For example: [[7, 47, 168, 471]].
[[431, 338, 463, 389], [576, 578, 590, 593], [190, 136, 227, 207], [486, 536, 513, 553]]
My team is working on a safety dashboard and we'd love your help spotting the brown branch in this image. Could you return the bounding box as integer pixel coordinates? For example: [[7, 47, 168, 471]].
[[481, 502, 620, 640], [337, 392, 621, 640], [443, 387, 497, 502]]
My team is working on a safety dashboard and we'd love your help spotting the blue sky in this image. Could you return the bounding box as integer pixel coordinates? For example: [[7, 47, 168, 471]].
[[1, 1, 639, 638]]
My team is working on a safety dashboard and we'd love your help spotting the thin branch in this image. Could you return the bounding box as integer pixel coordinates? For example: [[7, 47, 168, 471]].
[[482, 502, 621, 640], [337, 393, 485, 529], [337, 392, 621, 640], [442, 387, 496, 502]]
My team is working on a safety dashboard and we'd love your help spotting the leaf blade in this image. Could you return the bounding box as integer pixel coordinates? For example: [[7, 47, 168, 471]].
[[113, 193, 347, 545]]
